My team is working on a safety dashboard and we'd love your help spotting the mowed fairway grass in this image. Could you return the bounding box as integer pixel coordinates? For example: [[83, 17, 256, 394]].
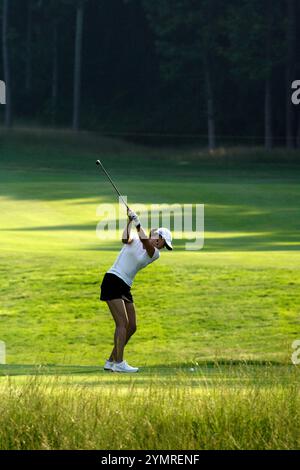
[[0, 128, 300, 449]]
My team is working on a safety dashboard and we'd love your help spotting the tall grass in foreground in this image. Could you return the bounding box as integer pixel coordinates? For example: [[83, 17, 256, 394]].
[[0, 375, 299, 450]]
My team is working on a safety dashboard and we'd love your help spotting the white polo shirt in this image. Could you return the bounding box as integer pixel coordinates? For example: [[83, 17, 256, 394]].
[[107, 233, 160, 287]]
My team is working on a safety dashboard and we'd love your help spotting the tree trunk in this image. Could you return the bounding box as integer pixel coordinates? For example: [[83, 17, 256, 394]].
[[72, 1, 84, 131], [25, 0, 32, 94], [52, 21, 58, 125], [2, 0, 12, 127], [265, 78, 272, 150], [203, 55, 216, 152], [286, 0, 296, 148], [264, 0, 273, 150]]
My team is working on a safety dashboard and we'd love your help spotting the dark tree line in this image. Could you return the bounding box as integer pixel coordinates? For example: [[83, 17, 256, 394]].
[[0, 0, 300, 149]]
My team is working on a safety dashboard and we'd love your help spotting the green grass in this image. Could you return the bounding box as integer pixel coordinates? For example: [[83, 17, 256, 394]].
[[0, 127, 300, 449], [0, 128, 299, 365], [0, 364, 299, 450]]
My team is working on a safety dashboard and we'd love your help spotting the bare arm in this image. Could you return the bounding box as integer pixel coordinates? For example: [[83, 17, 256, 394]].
[[122, 219, 134, 244], [136, 224, 155, 258]]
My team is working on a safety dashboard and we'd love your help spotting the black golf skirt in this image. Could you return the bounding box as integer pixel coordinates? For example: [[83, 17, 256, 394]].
[[100, 272, 133, 303]]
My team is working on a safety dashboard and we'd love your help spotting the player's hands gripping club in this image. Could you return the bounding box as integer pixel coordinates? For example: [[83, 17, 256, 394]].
[[127, 209, 140, 227]]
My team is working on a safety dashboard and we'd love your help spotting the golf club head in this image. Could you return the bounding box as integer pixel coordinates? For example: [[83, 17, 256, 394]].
[[96, 160, 101, 166]]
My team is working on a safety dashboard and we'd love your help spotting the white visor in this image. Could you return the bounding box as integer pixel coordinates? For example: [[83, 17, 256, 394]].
[[155, 227, 173, 250]]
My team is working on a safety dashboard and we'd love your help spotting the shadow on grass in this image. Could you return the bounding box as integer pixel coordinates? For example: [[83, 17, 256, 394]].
[[0, 216, 300, 252], [1, 225, 299, 251]]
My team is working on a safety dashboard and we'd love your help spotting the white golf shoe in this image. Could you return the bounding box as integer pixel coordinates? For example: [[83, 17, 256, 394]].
[[112, 360, 139, 373], [103, 360, 114, 371]]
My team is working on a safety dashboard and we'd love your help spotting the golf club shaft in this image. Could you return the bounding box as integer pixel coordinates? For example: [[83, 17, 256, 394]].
[[96, 160, 130, 211]]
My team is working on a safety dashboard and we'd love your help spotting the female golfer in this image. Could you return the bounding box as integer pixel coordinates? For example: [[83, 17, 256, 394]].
[[100, 209, 172, 373]]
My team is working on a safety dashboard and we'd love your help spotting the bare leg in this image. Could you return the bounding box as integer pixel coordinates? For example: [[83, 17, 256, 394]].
[[108, 302, 137, 362], [106, 299, 129, 363]]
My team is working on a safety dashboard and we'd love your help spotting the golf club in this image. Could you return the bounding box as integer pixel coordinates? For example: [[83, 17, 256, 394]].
[[96, 159, 130, 211]]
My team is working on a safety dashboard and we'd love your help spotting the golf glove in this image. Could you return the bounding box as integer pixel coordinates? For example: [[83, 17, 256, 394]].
[[128, 210, 140, 227]]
